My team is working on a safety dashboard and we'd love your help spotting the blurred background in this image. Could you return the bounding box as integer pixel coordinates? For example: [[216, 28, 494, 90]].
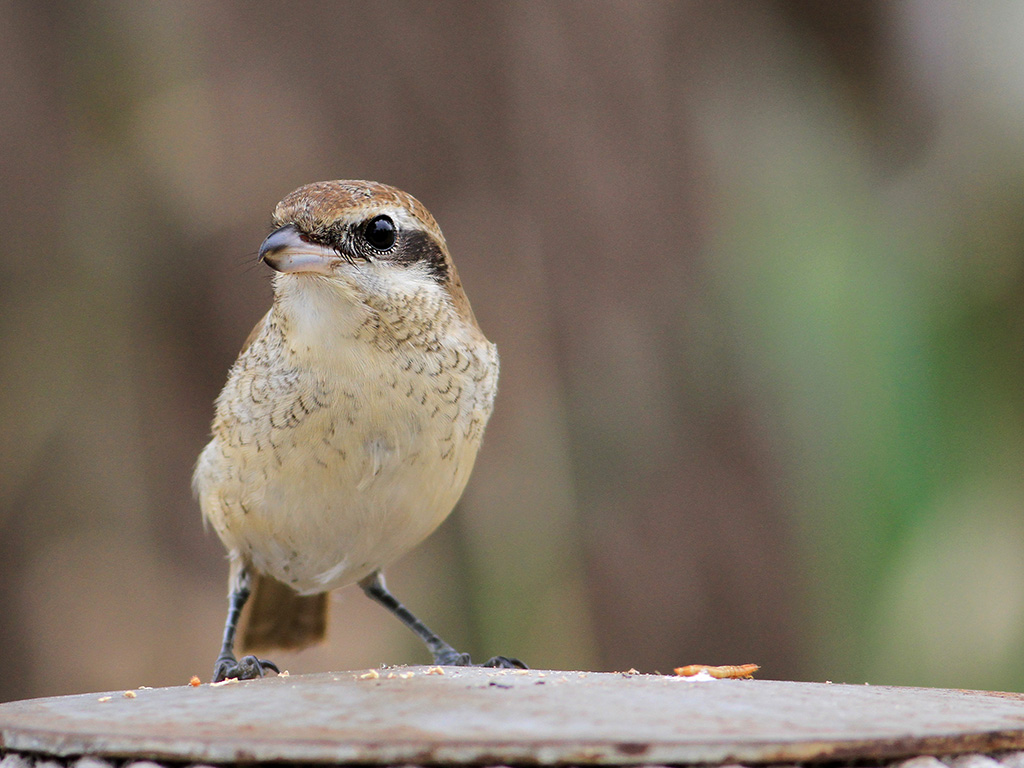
[[3, 0, 1024, 703]]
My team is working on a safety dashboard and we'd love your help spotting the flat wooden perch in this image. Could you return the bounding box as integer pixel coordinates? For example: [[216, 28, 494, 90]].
[[2, 667, 1024, 765]]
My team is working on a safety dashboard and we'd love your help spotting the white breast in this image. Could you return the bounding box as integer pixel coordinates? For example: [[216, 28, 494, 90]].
[[194, 269, 498, 594]]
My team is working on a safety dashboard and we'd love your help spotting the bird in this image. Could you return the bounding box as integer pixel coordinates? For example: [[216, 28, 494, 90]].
[[193, 180, 523, 682]]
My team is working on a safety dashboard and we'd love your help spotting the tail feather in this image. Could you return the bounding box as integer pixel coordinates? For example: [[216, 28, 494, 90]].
[[241, 574, 328, 652]]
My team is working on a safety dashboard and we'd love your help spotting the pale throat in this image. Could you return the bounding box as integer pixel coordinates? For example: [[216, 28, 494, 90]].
[[272, 266, 456, 361]]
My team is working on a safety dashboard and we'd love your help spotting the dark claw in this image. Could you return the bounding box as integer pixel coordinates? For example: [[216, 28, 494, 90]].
[[481, 655, 527, 669], [433, 649, 473, 666], [213, 654, 280, 682], [433, 649, 527, 669]]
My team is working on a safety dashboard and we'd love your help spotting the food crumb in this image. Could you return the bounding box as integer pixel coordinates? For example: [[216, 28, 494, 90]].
[[280, 670, 290, 676], [210, 677, 238, 687], [358, 670, 380, 680], [189, 676, 202, 687], [426, 666, 444, 675], [122, 690, 137, 699], [97, 696, 112, 703], [399, 671, 415, 679], [512, 669, 530, 675]]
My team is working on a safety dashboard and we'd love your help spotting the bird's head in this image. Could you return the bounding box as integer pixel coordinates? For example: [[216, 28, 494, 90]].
[[259, 180, 478, 330]]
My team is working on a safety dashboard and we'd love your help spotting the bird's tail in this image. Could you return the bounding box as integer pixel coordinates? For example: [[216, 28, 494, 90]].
[[241, 574, 328, 652]]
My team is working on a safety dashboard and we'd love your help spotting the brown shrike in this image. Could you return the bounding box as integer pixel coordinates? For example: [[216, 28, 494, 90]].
[[193, 180, 522, 681]]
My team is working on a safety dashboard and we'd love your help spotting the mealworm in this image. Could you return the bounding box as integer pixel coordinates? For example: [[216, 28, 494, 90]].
[[674, 663, 759, 679]]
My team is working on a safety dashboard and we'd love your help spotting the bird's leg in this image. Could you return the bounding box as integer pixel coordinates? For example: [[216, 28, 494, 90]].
[[358, 570, 526, 669], [212, 567, 280, 682]]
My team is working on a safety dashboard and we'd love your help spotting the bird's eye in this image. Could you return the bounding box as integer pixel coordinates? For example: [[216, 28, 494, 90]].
[[364, 215, 397, 251]]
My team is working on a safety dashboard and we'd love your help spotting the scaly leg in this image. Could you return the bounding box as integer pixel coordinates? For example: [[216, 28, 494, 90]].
[[358, 570, 525, 669], [212, 566, 280, 682]]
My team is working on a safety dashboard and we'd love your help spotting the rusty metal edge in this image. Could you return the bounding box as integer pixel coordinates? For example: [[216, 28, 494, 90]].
[[4, 725, 1024, 766]]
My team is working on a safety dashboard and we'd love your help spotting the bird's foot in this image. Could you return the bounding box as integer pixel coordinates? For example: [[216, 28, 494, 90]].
[[434, 649, 527, 669], [481, 655, 527, 669], [212, 653, 280, 682]]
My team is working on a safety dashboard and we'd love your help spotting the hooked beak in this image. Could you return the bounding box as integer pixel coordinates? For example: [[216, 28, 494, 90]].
[[259, 224, 337, 275]]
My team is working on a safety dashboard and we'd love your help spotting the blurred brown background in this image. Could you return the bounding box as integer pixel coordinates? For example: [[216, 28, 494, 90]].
[[4, 0, 1024, 703]]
